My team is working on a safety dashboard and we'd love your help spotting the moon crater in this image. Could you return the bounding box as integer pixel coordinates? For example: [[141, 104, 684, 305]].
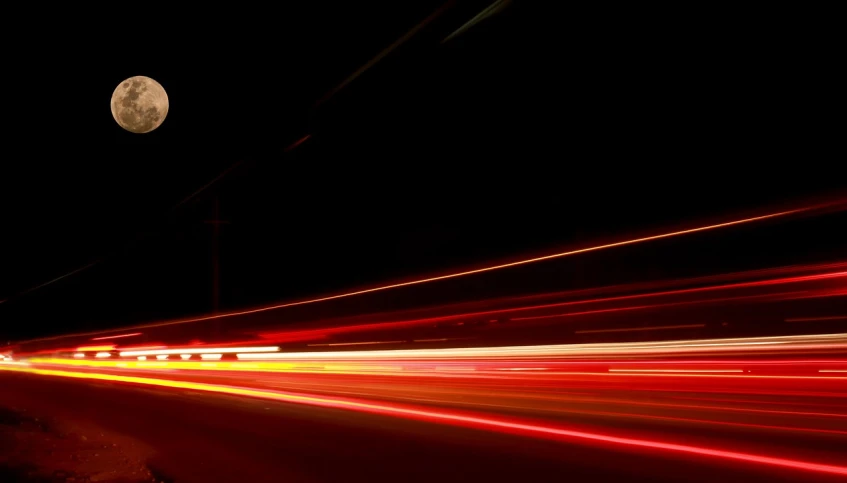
[[111, 76, 169, 134]]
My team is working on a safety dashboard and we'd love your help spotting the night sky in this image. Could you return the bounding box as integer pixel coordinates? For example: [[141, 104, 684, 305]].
[[1, 3, 843, 342]]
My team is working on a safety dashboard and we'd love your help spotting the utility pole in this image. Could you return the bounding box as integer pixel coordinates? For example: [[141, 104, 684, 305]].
[[204, 198, 229, 335]]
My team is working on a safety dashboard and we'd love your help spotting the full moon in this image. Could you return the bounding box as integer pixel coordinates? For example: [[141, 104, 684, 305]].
[[110, 76, 169, 134]]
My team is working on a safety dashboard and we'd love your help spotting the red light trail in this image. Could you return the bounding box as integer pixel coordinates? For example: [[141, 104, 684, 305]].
[[90, 332, 142, 340]]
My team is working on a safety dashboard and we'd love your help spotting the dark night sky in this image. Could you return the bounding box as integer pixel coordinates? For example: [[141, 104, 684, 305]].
[[0, 3, 844, 341]]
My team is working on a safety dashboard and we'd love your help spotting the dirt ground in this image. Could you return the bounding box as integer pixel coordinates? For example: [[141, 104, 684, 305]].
[[0, 404, 166, 483]]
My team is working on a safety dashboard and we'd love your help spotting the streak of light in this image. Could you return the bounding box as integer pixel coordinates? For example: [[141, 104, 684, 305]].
[[443, 399, 847, 438], [250, 269, 845, 344], [116, 345, 167, 351], [414, 339, 450, 342], [561, 395, 847, 419], [19, 205, 821, 342], [120, 346, 279, 357], [30, 354, 847, 383], [90, 332, 142, 341], [223, 332, 847, 361], [308, 341, 404, 347], [180, 354, 191, 360], [283, 134, 311, 153], [442, 0, 511, 43], [73, 353, 85, 358], [819, 370, 847, 373], [575, 324, 705, 334], [156, 355, 168, 360], [508, 291, 811, 322], [137, 356, 147, 361], [95, 352, 111, 358], [786, 315, 847, 322], [0, 259, 102, 307], [569, 409, 847, 437], [77, 345, 115, 352], [609, 369, 745, 373], [554, 372, 847, 382], [315, 2, 454, 106], [200, 354, 222, 360], [235, 353, 284, 360], [2, 364, 846, 478]]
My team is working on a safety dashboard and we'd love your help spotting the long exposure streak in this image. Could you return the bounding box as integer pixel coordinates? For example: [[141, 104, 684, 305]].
[[90, 332, 142, 340], [119, 346, 280, 357]]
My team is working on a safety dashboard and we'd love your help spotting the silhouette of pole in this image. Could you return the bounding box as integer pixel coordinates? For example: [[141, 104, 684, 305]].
[[204, 198, 229, 337]]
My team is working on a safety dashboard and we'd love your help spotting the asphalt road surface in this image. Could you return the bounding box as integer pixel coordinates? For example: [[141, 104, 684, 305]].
[[2, 373, 845, 483]]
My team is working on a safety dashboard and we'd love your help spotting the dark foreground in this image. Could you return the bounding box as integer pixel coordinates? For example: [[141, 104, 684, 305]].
[[3, 373, 846, 483]]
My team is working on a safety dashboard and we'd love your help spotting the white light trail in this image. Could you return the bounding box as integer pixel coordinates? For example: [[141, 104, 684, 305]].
[[235, 333, 847, 361], [120, 346, 279, 357], [237, 353, 292, 360], [609, 369, 745, 373]]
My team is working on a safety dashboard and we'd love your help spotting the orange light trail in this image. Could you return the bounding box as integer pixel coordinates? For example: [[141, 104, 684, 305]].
[[115, 344, 167, 351], [90, 332, 142, 340], [1, 364, 846, 478], [787, 315, 847, 322]]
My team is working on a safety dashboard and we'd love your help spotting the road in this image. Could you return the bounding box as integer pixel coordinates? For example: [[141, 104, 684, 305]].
[[3, 367, 846, 483]]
